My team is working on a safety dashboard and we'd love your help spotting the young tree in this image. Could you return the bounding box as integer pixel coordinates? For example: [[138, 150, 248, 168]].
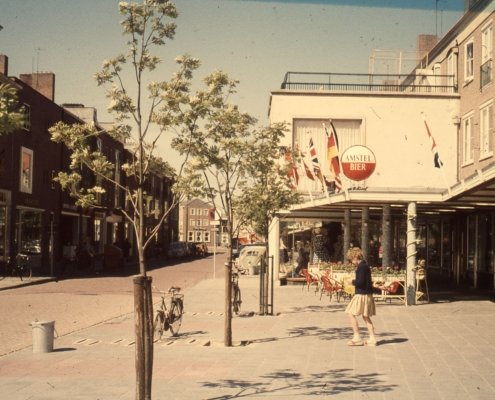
[[172, 75, 300, 343], [50, 1, 202, 399], [235, 123, 301, 241], [171, 71, 256, 346], [0, 82, 25, 135]]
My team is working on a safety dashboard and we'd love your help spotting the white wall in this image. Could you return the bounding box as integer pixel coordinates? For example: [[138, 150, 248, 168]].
[[269, 92, 460, 190]]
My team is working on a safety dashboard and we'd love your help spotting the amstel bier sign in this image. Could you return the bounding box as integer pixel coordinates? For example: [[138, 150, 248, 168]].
[[341, 145, 376, 181]]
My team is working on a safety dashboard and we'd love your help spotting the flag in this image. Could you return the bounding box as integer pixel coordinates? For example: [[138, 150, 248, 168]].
[[208, 207, 216, 220], [284, 150, 299, 189], [422, 114, 443, 168], [302, 160, 315, 181], [309, 137, 331, 189], [324, 122, 342, 192]]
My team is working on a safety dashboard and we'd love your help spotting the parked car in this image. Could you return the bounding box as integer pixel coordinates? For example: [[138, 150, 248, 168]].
[[167, 242, 188, 259], [235, 245, 266, 274], [232, 243, 264, 260], [195, 242, 209, 257]]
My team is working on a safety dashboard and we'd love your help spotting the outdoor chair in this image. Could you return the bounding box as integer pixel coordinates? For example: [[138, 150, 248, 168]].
[[320, 274, 345, 302], [301, 269, 319, 293]]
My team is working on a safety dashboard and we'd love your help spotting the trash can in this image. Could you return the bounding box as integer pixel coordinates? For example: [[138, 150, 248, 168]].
[[30, 320, 55, 353]]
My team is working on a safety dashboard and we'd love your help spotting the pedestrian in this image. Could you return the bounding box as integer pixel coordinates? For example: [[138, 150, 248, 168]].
[[344, 246, 377, 346]]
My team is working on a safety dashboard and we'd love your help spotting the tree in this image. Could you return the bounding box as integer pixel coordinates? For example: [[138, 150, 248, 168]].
[[171, 71, 256, 345], [235, 123, 300, 240], [172, 75, 300, 343], [49, 1, 202, 399], [0, 82, 25, 135]]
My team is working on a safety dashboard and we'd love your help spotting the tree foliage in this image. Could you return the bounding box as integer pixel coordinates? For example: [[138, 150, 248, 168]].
[[0, 83, 25, 135], [234, 123, 301, 239]]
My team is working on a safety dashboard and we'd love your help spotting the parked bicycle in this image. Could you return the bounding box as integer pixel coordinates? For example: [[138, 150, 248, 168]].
[[153, 286, 184, 339], [232, 270, 242, 314], [0, 253, 32, 281]]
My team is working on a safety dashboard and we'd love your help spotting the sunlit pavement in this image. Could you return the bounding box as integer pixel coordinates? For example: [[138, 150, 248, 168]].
[[1, 271, 495, 399]]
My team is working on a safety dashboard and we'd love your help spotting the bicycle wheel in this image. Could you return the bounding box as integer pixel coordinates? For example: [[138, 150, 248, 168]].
[[232, 285, 242, 314], [0, 262, 7, 281], [153, 311, 165, 341], [19, 265, 32, 281], [168, 298, 183, 337]]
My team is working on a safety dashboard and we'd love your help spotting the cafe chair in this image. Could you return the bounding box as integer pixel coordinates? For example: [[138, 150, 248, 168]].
[[301, 269, 319, 293], [415, 267, 430, 303], [320, 275, 345, 302], [375, 280, 403, 303]]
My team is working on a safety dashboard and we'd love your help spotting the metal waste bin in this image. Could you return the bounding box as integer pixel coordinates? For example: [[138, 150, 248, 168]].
[[30, 320, 55, 353]]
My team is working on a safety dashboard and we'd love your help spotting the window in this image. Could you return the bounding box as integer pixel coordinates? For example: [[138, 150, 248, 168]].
[[462, 115, 474, 165], [187, 231, 194, 242], [481, 24, 493, 87], [480, 102, 493, 159], [482, 24, 493, 63], [447, 51, 457, 87], [465, 41, 474, 81], [293, 119, 363, 192], [20, 147, 33, 193], [203, 209, 209, 216], [433, 63, 441, 87], [190, 208, 196, 215], [114, 150, 121, 207], [204, 232, 210, 243], [190, 219, 195, 226], [22, 103, 31, 131]]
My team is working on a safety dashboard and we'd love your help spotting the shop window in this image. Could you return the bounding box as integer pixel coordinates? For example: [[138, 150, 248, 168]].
[[204, 232, 210, 243], [427, 220, 441, 269], [187, 231, 194, 242], [19, 147, 33, 194], [467, 215, 476, 272], [0, 205, 7, 262], [478, 214, 493, 273], [441, 220, 453, 272], [16, 209, 42, 256]]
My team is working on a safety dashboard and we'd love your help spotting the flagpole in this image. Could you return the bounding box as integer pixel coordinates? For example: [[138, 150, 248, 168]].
[[326, 120, 347, 194], [297, 145, 314, 202], [420, 113, 452, 196]]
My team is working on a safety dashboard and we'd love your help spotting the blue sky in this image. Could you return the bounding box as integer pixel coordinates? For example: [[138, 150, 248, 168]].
[[1, 0, 463, 164]]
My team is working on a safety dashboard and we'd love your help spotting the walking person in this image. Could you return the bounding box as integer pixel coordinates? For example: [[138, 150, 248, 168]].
[[345, 247, 377, 346]]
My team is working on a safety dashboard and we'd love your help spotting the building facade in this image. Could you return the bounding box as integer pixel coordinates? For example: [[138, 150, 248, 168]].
[[268, 0, 495, 294], [1, 55, 177, 275]]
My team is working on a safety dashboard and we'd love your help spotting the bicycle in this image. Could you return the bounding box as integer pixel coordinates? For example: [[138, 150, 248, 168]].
[[153, 286, 184, 339], [232, 271, 242, 314], [0, 253, 32, 281]]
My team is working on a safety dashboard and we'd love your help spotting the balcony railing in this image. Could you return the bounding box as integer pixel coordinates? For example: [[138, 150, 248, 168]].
[[480, 59, 492, 89], [280, 72, 457, 94]]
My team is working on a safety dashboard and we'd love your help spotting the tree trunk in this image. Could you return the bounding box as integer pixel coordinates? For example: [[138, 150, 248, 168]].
[[134, 275, 153, 400], [224, 260, 232, 346]]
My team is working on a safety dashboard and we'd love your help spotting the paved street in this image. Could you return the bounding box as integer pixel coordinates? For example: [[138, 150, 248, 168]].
[[1, 253, 495, 399], [0, 251, 225, 356]]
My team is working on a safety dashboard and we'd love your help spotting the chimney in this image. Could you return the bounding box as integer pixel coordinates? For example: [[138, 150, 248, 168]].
[[417, 34, 439, 61], [19, 72, 55, 101], [0, 54, 8, 76]]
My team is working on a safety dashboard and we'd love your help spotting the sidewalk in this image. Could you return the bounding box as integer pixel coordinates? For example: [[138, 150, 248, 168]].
[[1, 274, 495, 399]]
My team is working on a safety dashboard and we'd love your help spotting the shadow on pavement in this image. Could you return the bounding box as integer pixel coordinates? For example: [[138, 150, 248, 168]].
[[201, 368, 397, 399]]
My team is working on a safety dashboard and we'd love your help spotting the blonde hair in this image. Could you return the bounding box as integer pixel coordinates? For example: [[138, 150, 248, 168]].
[[346, 247, 363, 262]]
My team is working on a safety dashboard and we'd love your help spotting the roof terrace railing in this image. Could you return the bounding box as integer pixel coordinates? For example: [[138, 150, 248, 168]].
[[280, 72, 457, 94]]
